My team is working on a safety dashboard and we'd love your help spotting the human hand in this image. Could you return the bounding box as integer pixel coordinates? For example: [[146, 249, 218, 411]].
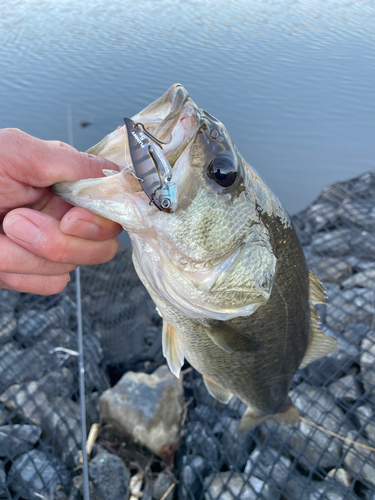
[[0, 128, 122, 295]]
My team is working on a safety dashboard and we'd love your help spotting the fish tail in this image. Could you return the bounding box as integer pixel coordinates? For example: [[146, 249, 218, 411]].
[[238, 402, 300, 434]]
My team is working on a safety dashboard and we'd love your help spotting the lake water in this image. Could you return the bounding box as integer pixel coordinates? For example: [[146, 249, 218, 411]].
[[1, 0, 375, 226]]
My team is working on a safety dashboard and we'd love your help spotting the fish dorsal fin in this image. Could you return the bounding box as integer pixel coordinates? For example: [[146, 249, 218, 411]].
[[162, 321, 185, 378], [203, 375, 233, 404], [309, 271, 328, 306], [205, 320, 261, 354], [300, 273, 339, 369]]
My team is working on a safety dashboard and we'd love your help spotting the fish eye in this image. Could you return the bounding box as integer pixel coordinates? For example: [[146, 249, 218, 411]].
[[207, 155, 237, 188]]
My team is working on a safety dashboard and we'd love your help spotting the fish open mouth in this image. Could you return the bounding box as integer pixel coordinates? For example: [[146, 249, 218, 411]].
[[53, 84, 201, 224]]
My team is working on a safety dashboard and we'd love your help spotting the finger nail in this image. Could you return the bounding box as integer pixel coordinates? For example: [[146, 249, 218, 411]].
[[5, 214, 42, 245], [62, 220, 100, 238]]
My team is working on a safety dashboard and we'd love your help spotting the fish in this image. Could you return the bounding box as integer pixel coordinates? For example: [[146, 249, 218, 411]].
[[54, 83, 339, 432]]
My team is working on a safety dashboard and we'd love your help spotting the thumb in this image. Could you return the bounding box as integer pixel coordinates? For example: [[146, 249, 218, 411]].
[[0, 128, 119, 187]]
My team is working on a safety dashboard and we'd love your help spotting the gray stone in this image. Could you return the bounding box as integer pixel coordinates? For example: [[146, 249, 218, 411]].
[[308, 258, 352, 282], [39, 368, 75, 399], [304, 202, 339, 231], [0, 459, 5, 496], [0, 342, 51, 392], [86, 446, 130, 500], [152, 472, 174, 500], [311, 229, 351, 256], [326, 287, 373, 332], [0, 290, 19, 314], [8, 449, 59, 499], [45, 305, 69, 330], [262, 383, 351, 470], [356, 406, 375, 443], [100, 365, 183, 456], [0, 313, 17, 342], [0, 381, 48, 426], [343, 430, 375, 486], [0, 408, 8, 426], [185, 422, 220, 466], [17, 309, 51, 338], [42, 397, 82, 467], [244, 447, 292, 488], [0, 425, 42, 458], [327, 374, 361, 401], [179, 455, 210, 500], [342, 323, 369, 346], [204, 472, 278, 500], [336, 199, 375, 232], [342, 269, 375, 289], [360, 331, 375, 400], [217, 416, 252, 469], [284, 473, 351, 500]]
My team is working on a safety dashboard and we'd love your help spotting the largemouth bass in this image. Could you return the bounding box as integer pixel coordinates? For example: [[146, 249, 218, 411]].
[[54, 84, 338, 431]]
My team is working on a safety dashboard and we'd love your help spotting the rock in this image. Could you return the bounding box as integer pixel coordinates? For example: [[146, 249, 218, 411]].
[[308, 258, 352, 282], [45, 305, 70, 330], [326, 468, 351, 488], [327, 374, 361, 401], [0, 424, 42, 458], [0, 313, 17, 342], [179, 455, 210, 500], [17, 309, 51, 338], [0, 460, 6, 496], [244, 447, 292, 488], [325, 287, 373, 332], [8, 449, 60, 499], [356, 406, 375, 443], [342, 269, 375, 288], [152, 472, 174, 500], [360, 332, 375, 401], [39, 368, 75, 399], [43, 397, 82, 467], [262, 383, 351, 470], [343, 430, 375, 486], [203, 472, 278, 500], [0, 408, 8, 426], [0, 381, 48, 426], [100, 365, 183, 456], [336, 199, 375, 232], [311, 229, 351, 256], [0, 342, 52, 392], [303, 202, 339, 231], [285, 474, 349, 500], [215, 416, 252, 469], [85, 446, 130, 500], [0, 289, 20, 314], [342, 323, 369, 346], [185, 421, 220, 466]]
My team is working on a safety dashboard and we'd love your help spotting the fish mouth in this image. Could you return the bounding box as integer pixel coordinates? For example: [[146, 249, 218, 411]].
[[53, 84, 201, 227]]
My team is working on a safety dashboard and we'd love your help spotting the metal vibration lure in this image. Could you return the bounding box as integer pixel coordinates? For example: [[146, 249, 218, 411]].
[[124, 117, 178, 213]]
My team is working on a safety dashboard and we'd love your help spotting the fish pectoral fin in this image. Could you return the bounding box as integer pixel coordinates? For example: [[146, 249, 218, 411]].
[[162, 321, 185, 378], [205, 320, 261, 354], [238, 401, 300, 434], [203, 376, 233, 404]]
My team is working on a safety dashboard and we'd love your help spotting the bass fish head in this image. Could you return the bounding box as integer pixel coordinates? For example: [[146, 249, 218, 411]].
[[54, 84, 291, 321]]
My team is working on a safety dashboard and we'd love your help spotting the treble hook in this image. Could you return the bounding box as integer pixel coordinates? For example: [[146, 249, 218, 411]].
[[133, 122, 171, 149]]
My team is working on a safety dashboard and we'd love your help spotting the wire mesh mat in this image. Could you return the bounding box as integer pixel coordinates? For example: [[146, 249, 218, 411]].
[[0, 170, 374, 500]]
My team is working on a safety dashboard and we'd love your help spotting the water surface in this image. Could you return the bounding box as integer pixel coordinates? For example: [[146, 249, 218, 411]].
[[1, 0, 374, 216]]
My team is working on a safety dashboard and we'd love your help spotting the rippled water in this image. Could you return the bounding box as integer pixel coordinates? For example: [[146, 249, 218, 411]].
[[1, 0, 375, 214]]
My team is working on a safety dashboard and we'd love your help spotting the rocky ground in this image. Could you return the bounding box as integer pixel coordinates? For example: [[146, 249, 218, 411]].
[[0, 170, 374, 500]]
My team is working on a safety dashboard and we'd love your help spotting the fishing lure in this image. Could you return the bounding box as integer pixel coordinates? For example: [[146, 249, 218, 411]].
[[124, 117, 177, 212]]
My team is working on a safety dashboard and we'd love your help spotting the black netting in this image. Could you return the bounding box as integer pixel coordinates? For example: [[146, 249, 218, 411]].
[[0, 170, 374, 499]]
